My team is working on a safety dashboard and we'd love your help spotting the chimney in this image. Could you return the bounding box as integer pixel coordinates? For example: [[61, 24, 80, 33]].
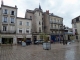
[[1, 0, 4, 5], [15, 5, 17, 8], [46, 10, 49, 14]]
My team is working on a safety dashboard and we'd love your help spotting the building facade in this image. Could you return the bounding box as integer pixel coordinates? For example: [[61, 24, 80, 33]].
[[0, 2, 32, 45], [0, 2, 64, 45], [16, 17, 32, 44], [0, 3, 17, 44], [72, 16, 80, 40], [25, 6, 64, 43]]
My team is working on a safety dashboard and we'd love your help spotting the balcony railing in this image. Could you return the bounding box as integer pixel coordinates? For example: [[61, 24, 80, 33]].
[[0, 30, 16, 34], [50, 32, 64, 35], [2, 22, 8, 24], [50, 22, 63, 24], [50, 27, 64, 30], [50, 27, 58, 29]]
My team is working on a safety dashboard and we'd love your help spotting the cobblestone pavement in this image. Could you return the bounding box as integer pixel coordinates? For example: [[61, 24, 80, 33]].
[[0, 43, 80, 60]]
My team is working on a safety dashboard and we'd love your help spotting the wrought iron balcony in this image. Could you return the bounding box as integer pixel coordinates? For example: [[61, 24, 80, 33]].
[[0, 30, 16, 34]]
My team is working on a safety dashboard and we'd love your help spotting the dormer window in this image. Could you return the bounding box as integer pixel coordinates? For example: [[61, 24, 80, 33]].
[[30, 16, 32, 19], [11, 11, 14, 15], [73, 19, 76, 23]]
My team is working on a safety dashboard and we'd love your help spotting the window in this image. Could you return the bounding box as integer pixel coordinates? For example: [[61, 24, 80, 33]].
[[73, 19, 76, 23], [55, 25, 56, 29], [11, 17, 14, 23], [51, 24, 53, 28], [74, 24, 77, 28], [19, 29, 22, 33], [4, 9, 7, 14], [39, 27, 41, 32], [58, 20, 59, 23], [30, 16, 32, 19], [11, 11, 14, 15], [50, 19, 53, 23], [26, 29, 29, 33], [3, 26, 7, 31], [39, 12, 40, 16], [39, 21, 41, 25], [75, 29, 78, 35], [19, 21, 22, 25], [3, 17, 7, 23], [26, 22, 29, 26], [10, 26, 14, 31]]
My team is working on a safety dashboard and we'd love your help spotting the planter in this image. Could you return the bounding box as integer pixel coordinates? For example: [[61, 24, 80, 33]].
[[43, 42, 51, 50], [22, 41, 26, 47]]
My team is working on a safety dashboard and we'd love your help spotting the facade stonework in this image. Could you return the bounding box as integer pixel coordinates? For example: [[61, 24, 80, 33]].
[[72, 16, 80, 40], [0, 3, 64, 45]]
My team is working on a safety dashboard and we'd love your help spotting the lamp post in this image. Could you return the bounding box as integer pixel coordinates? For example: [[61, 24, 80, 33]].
[[63, 26, 65, 45]]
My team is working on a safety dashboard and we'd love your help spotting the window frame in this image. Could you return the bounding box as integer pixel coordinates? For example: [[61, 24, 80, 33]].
[[26, 29, 29, 33], [19, 21, 22, 25], [11, 17, 14, 23], [11, 11, 14, 15], [4, 9, 7, 14], [3, 17, 7, 23], [26, 22, 29, 26], [19, 29, 22, 33], [3, 26, 7, 31], [30, 16, 32, 19]]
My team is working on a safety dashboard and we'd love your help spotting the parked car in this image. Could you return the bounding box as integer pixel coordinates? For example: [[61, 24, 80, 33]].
[[26, 40, 32, 45], [35, 40, 44, 44]]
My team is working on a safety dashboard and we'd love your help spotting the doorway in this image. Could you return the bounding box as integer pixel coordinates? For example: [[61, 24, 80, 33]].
[[2, 38, 13, 44]]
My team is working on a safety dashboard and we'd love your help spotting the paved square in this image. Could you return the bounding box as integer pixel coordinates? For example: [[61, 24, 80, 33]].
[[0, 43, 80, 60]]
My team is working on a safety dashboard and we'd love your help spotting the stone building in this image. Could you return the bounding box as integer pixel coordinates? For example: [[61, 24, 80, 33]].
[[72, 16, 80, 41], [0, 1, 32, 45], [0, 1, 64, 45]]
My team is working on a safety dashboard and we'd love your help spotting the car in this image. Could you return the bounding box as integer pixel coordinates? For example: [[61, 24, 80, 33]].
[[26, 40, 32, 45], [35, 40, 44, 44]]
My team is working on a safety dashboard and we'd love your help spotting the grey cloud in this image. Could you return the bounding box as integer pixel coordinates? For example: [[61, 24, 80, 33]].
[[2, 0, 80, 28]]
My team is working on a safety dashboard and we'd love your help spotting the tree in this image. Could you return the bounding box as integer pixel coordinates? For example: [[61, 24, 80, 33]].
[[23, 35, 26, 42], [39, 33, 48, 42]]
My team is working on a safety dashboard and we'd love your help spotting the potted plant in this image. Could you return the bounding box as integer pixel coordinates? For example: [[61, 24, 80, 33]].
[[40, 33, 51, 50], [22, 36, 26, 46]]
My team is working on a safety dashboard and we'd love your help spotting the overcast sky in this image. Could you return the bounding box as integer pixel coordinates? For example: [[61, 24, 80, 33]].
[[0, 0, 80, 28]]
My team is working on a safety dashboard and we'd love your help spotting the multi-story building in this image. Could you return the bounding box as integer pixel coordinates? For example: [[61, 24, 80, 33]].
[[0, 3, 17, 44], [0, 2, 32, 45], [0, 1, 64, 45], [49, 13, 64, 42], [25, 6, 64, 43], [72, 16, 80, 40], [64, 26, 73, 41], [25, 6, 43, 43], [16, 17, 32, 44]]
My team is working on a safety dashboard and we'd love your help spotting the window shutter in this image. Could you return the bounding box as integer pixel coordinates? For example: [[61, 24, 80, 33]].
[[3, 9, 4, 13], [2, 17, 4, 22]]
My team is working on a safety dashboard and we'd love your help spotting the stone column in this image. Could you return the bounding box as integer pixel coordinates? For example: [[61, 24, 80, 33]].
[[13, 36, 17, 45]]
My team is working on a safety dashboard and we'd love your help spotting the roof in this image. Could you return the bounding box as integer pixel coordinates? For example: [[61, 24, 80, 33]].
[[72, 15, 80, 24], [72, 15, 80, 20], [49, 13, 63, 19], [17, 17, 32, 20], [26, 9, 34, 13], [1, 5, 18, 9]]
